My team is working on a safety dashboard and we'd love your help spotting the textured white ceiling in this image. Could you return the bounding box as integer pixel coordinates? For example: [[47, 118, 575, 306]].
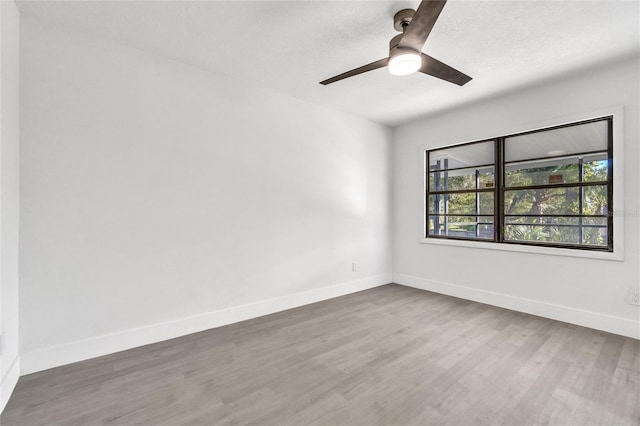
[[16, 0, 640, 126]]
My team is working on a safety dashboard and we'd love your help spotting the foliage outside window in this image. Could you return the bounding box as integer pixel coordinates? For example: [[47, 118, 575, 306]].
[[426, 117, 613, 251]]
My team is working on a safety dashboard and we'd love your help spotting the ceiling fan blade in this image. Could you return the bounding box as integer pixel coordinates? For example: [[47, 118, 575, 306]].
[[398, 0, 447, 52], [419, 53, 471, 86], [319, 58, 389, 85]]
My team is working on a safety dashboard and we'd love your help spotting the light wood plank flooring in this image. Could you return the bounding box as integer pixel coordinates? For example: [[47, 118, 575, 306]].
[[3, 284, 639, 425]]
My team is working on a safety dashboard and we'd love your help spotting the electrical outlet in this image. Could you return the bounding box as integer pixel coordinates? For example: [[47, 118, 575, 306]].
[[352, 262, 357, 272], [629, 289, 640, 306]]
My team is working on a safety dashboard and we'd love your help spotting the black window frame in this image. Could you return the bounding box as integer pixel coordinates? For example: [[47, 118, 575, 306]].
[[425, 116, 613, 252], [427, 138, 498, 242]]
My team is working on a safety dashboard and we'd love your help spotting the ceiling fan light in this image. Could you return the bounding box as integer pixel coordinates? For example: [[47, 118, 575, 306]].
[[388, 52, 421, 76]]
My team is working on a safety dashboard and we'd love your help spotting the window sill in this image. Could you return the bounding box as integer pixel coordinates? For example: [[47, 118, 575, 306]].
[[419, 237, 623, 261]]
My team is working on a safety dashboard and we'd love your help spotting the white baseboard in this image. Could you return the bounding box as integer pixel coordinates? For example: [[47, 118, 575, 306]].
[[1, 356, 20, 413], [21, 274, 392, 375], [393, 273, 639, 340]]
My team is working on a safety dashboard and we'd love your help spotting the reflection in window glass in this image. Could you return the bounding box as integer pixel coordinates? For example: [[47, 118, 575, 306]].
[[505, 153, 608, 188], [503, 216, 608, 246], [429, 193, 494, 216], [504, 224, 581, 245], [583, 158, 608, 182], [583, 185, 608, 216], [428, 215, 494, 240], [429, 167, 495, 191], [504, 119, 608, 162], [429, 141, 494, 170]]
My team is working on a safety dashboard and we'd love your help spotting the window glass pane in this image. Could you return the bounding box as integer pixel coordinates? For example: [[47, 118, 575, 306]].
[[504, 119, 608, 162], [504, 187, 579, 216], [505, 216, 580, 226], [582, 156, 609, 182], [506, 158, 579, 187], [429, 193, 494, 215], [430, 215, 494, 225], [504, 216, 608, 246], [583, 185, 608, 215], [583, 217, 607, 226], [504, 224, 580, 244], [428, 215, 494, 239], [429, 167, 495, 191], [429, 141, 494, 170], [505, 153, 608, 187], [582, 227, 608, 246], [477, 224, 495, 239]]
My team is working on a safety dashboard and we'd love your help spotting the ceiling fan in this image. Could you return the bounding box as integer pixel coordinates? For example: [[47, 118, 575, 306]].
[[319, 0, 471, 86]]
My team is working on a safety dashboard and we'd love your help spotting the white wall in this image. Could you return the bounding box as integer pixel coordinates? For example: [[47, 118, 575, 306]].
[[393, 55, 640, 338], [0, 0, 21, 412], [14, 8, 638, 382], [19, 19, 392, 373]]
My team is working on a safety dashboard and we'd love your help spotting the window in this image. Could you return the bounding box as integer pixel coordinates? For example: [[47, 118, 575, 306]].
[[426, 117, 613, 251], [428, 140, 496, 240]]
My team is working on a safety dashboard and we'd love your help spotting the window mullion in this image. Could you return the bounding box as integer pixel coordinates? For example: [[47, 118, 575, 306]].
[[578, 157, 584, 244], [443, 159, 449, 234], [475, 169, 480, 238], [496, 138, 504, 243]]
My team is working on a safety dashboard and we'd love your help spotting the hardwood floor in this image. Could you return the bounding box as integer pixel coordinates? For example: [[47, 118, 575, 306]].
[[3, 284, 639, 425]]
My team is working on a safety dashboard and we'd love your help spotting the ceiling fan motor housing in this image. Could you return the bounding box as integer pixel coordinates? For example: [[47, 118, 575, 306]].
[[393, 8, 415, 32], [388, 34, 419, 60]]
